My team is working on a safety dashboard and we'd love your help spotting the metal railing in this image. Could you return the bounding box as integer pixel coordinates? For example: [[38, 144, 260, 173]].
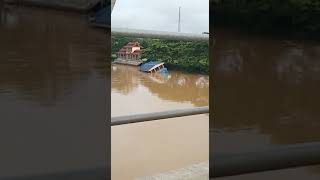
[[111, 106, 209, 126], [111, 106, 320, 178], [111, 27, 209, 41]]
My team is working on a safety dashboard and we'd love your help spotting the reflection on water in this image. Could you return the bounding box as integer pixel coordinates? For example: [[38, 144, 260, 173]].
[[112, 64, 209, 109], [111, 65, 209, 179], [211, 29, 320, 179], [0, 5, 109, 177]]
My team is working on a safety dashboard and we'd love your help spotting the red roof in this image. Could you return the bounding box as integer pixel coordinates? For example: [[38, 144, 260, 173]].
[[124, 42, 140, 47], [117, 42, 142, 53], [127, 42, 138, 45]]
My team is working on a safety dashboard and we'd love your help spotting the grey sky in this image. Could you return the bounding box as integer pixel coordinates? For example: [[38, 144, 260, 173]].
[[111, 0, 209, 34]]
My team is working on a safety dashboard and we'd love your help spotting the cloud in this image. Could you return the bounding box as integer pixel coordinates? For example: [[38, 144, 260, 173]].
[[111, 0, 209, 34]]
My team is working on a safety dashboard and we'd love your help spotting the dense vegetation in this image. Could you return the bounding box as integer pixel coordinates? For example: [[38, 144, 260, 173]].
[[212, 0, 320, 37], [112, 36, 209, 74]]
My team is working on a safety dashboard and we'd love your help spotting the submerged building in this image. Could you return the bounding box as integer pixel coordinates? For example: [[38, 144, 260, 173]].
[[116, 42, 142, 60]]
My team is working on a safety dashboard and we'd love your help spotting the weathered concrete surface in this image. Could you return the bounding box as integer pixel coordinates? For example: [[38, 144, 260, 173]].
[[4, 0, 102, 11], [136, 161, 209, 180]]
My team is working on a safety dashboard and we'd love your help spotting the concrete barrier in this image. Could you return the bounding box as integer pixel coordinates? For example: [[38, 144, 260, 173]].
[[137, 161, 209, 180]]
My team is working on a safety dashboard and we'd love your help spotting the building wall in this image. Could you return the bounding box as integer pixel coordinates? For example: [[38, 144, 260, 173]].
[[131, 47, 140, 53]]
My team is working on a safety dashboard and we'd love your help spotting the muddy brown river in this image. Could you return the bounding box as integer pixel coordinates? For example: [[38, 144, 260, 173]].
[[0, 5, 109, 178], [4, 3, 319, 180], [111, 64, 209, 179], [211, 29, 320, 179]]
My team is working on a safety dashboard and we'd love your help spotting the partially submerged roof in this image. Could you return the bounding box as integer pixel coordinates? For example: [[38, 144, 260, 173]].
[[140, 61, 164, 72]]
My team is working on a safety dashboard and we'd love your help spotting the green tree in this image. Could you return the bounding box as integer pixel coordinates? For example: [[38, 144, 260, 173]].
[[213, 0, 320, 36], [111, 36, 209, 74]]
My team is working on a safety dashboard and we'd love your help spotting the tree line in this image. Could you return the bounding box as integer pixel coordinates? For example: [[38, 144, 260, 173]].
[[212, 0, 320, 37], [111, 36, 209, 74]]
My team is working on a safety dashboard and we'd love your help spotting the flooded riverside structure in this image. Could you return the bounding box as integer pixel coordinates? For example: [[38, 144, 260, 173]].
[[116, 42, 142, 60], [211, 29, 320, 179], [111, 64, 209, 179], [110, 1, 209, 178], [114, 41, 143, 66], [0, 4, 109, 179]]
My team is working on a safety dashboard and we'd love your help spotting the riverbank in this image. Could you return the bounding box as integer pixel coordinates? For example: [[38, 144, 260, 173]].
[[112, 36, 209, 74], [211, 0, 320, 39]]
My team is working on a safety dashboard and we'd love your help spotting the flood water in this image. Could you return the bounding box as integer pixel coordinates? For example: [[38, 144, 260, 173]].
[[0, 5, 109, 178], [212, 29, 320, 179], [111, 65, 209, 179]]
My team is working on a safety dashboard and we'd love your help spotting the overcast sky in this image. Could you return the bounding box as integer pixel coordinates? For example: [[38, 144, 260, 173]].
[[111, 0, 209, 34]]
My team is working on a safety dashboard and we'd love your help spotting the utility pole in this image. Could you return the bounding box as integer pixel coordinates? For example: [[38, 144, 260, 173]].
[[178, 6, 181, 32]]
